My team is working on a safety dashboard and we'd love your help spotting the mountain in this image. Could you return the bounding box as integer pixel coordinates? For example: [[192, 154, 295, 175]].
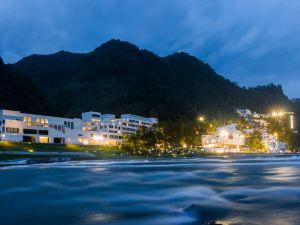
[[12, 39, 292, 120], [0, 57, 49, 114]]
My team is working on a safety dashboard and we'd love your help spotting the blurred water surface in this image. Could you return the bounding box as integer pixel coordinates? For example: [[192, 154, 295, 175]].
[[1, 155, 300, 225]]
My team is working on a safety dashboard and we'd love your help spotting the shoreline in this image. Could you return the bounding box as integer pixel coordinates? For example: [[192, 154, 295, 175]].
[[1, 151, 300, 167], [1, 141, 299, 166]]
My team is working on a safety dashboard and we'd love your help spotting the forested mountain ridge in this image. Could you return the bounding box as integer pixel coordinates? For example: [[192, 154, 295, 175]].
[[7, 39, 292, 120], [0, 57, 48, 114]]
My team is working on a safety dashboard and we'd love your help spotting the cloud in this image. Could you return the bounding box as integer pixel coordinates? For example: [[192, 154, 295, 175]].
[[0, 0, 300, 97]]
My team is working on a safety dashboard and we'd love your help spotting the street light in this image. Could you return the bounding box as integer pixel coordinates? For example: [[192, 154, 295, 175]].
[[198, 116, 205, 122], [271, 110, 294, 130]]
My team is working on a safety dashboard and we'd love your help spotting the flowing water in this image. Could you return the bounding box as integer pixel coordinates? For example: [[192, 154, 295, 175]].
[[1, 155, 300, 225]]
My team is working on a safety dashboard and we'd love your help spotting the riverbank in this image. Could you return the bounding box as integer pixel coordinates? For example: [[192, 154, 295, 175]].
[[1, 141, 298, 166]]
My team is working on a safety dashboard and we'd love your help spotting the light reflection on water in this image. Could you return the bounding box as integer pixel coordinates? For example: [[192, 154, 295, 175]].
[[1, 155, 300, 225]]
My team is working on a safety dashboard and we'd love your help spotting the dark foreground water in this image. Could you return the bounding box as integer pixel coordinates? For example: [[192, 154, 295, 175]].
[[1, 155, 300, 225]]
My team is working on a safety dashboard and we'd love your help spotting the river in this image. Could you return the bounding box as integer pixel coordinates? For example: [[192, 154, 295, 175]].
[[1, 155, 300, 225]]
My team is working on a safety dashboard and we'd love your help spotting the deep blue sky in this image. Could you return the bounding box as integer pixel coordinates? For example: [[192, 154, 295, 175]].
[[1, 0, 300, 98]]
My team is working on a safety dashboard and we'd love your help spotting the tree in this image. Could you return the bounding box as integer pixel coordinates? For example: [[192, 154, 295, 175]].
[[245, 131, 264, 152]]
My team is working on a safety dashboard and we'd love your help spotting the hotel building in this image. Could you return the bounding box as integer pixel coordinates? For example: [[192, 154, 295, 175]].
[[0, 109, 158, 146]]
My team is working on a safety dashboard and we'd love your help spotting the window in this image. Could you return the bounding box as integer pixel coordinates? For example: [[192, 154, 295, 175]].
[[6, 127, 19, 133], [23, 129, 37, 134], [92, 114, 101, 118], [38, 130, 48, 135], [39, 136, 49, 143]]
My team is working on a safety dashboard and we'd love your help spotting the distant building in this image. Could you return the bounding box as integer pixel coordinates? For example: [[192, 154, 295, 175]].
[[202, 124, 244, 152], [120, 114, 158, 135], [0, 109, 158, 146], [261, 131, 287, 153]]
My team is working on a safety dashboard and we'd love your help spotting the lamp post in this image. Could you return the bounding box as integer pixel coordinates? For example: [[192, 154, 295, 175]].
[[271, 111, 294, 130]]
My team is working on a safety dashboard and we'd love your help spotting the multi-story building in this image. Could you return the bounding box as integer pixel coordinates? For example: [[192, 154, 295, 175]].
[[0, 109, 158, 145], [0, 110, 82, 144], [120, 114, 158, 135], [81, 112, 158, 145], [81, 112, 123, 146]]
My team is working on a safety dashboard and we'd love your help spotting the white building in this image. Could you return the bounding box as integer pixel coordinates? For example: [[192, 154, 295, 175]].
[[120, 114, 158, 134], [202, 124, 244, 152], [0, 109, 158, 146], [81, 112, 158, 145], [81, 112, 123, 146], [261, 130, 287, 153], [0, 109, 82, 144]]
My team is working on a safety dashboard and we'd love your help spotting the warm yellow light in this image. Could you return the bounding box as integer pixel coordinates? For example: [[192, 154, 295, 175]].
[[274, 132, 278, 139], [93, 135, 104, 141], [272, 112, 277, 117], [198, 116, 205, 122], [39, 136, 49, 143], [290, 115, 294, 129], [216, 148, 225, 153], [220, 130, 228, 137]]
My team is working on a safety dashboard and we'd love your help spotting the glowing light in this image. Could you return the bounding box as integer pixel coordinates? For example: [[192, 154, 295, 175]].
[[290, 115, 294, 129], [220, 130, 228, 137], [198, 116, 205, 122], [216, 148, 225, 153], [93, 135, 104, 141]]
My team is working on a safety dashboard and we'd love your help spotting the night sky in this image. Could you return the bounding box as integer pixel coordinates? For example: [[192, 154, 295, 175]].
[[1, 0, 300, 98]]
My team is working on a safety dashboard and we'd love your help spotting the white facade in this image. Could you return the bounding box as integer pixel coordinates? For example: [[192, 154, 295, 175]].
[[121, 114, 158, 134], [202, 124, 244, 152], [0, 110, 82, 144], [0, 109, 158, 146], [81, 112, 123, 145], [261, 131, 287, 153], [81, 112, 158, 145]]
